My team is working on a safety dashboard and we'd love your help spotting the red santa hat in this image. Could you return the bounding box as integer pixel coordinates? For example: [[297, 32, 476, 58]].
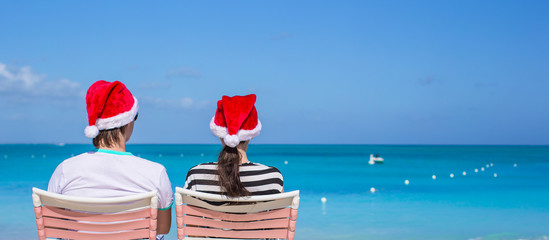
[[210, 94, 262, 148], [84, 80, 139, 138]]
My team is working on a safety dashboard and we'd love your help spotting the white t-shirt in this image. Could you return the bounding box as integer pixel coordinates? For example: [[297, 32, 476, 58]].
[[48, 149, 173, 210]]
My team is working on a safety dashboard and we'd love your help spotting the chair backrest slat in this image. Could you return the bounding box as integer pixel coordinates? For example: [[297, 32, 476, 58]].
[[183, 226, 289, 239], [41, 205, 151, 222], [43, 213, 151, 232], [180, 204, 291, 221], [175, 187, 300, 240], [44, 227, 151, 240], [182, 214, 290, 230], [39, 197, 151, 213]]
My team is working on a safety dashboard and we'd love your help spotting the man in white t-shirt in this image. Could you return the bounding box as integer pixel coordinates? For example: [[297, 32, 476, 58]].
[[47, 80, 172, 237]]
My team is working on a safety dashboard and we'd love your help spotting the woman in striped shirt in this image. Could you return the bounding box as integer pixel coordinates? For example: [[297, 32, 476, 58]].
[[184, 94, 283, 197]]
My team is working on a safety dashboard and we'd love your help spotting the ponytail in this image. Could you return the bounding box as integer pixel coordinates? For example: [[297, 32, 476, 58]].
[[217, 145, 250, 197]]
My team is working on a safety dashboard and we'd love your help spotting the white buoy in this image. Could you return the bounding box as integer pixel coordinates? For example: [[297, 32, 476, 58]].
[[201, 153, 204, 157], [475, 168, 478, 173], [404, 180, 410, 185], [462, 171, 467, 176], [493, 173, 498, 178], [370, 187, 376, 193], [486, 164, 490, 168], [490, 163, 493, 167], [450, 173, 454, 178], [321, 197, 327, 203], [284, 161, 288, 165], [513, 163, 517, 167], [432, 175, 437, 180], [481, 167, 485, 171]]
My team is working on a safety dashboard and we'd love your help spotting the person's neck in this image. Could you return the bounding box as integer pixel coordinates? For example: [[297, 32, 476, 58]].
[[238, 148, 249, 164], [98, 141, 126, 152]]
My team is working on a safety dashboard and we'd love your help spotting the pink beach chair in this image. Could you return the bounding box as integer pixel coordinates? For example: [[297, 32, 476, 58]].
[[174, 187, 300, 240], [32, 187, 159, 240]]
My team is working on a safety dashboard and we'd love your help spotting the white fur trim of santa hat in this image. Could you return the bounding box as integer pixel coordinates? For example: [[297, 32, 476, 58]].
[[209, 116, 262, 148]]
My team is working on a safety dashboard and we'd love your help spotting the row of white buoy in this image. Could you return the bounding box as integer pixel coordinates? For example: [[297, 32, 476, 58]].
[[7, 154, 48, 158], [321, 162, 517, 203], [340, 163, 512, 200], [444, 162, 508, 179]]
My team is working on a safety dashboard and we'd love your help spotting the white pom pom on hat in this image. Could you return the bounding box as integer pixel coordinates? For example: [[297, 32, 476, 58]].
[[210, 94, 261, 147], [223, 135, 240, 148], [84, 125, 99, 138]]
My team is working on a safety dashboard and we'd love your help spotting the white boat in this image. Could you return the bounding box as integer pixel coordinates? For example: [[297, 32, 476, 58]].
[[370, 154, 384, 163]]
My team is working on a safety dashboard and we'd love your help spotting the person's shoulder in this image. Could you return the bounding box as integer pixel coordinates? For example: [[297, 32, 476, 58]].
[[185, 162, 217, 180], [246, 162, 276, 168], [128, 155, 167, 170], [244, 162, 281, 173], [189, 162, 217, 170], [187, 162, 218, 174], [59, 151, 96, 164]]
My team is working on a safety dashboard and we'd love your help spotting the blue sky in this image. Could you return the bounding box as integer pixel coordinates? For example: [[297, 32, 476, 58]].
[[1, 1, 548, 145]]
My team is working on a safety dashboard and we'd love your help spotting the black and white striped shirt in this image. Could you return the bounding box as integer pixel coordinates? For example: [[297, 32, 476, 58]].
[[184, 162, 284, 196]]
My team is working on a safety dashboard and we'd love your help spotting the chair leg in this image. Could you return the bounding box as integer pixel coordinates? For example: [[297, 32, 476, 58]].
[[176, 205, 186, 239], [34, 207, 46, 240]]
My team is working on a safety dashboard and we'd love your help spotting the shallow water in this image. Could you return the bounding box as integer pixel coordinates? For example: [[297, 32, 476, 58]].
[[1, 144, 548, 239]]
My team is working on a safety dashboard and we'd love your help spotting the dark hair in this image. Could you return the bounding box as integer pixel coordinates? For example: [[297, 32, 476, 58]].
[[92, 126, 125, 148], [92, 114, 137, 148], [217, 145, 250, 197]]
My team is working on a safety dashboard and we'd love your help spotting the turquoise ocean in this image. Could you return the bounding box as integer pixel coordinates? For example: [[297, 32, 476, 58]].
[[1, 144, 548, 240]]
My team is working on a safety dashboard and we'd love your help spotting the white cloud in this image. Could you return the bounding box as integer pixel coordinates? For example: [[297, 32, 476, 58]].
[[166, 67, 201, 78], [141, 96, 212, 110], [0, 62, 84, 100], [0, 64, 44, 89], [181, 97, 194, 108], [0, 63, 44, 91]]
